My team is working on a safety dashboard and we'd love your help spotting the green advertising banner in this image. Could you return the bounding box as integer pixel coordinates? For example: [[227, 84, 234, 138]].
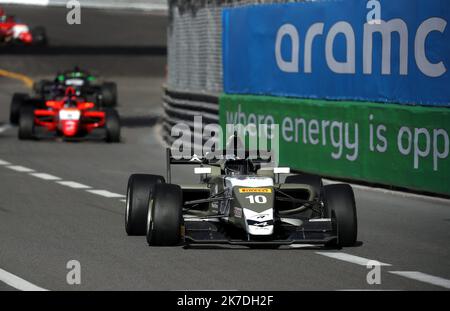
[[219, 95, 450, 195]]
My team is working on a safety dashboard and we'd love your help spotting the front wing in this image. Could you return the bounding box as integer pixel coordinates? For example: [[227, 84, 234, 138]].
[[183, 217, 337, 246]]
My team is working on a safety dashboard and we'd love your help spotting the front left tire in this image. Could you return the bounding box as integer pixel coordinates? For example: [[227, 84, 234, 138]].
[[10, 93, 28, 125], [18, 104, 35, 140]]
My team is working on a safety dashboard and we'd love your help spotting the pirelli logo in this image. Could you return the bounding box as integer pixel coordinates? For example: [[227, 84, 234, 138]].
[[239, 188, 272, 193]]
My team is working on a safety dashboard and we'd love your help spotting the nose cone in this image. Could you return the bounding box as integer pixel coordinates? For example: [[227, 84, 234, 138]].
[[61, 120, 78, 137], [20, 31, 32, 44]]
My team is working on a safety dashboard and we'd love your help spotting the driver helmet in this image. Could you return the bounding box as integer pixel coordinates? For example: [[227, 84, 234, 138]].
[[224, 158, 255, 176]]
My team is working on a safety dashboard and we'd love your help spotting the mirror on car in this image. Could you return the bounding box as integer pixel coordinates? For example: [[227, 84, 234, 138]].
[[194, 167, 212, 175], [273, 167, 290, 174]]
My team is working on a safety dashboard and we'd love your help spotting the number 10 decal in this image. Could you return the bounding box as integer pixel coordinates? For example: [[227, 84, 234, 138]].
[[245, 195, 267, 204]]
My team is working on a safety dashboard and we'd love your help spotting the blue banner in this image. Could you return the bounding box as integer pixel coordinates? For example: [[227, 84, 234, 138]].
[[222, 0, 450, 107]]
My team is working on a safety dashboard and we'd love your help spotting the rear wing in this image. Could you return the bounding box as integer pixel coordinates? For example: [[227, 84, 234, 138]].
[[166, 148, 273, 183]]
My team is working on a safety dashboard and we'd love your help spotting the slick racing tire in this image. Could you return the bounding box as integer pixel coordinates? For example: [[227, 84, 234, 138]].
[[105, 108, 121, 143], [18, 104, 35, 140], [146, 183, 183, 246], [10, 93, 28, 125], [125, 174, 165, 236], [101, 82, 118, 107], [285, 173, 323, 199], [324, 184, 357, 247], [31, 26, 47, 46]]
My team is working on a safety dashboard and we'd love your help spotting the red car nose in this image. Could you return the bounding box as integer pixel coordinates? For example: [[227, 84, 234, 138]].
[[19, 31, 33, 44], [61, 120, 79, 137]]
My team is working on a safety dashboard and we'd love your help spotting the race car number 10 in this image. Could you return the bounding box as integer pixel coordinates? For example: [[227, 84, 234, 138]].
[[246, 195, 267, 204]]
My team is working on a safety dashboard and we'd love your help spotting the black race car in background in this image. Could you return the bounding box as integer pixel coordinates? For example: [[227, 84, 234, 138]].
[[125, 145, 358, 248], [10, 67, 118, 125]]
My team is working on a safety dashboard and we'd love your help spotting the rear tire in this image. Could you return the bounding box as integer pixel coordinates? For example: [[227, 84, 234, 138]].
[[101, 82, 117, 107], [10, 93, 28, 125], [324, 184, 357, 247], [105, 108, 121, 143], [18, 105, 35, 140], [125, 174, 165, 236], [31, 26, 47, 46], [146, 183, 183, 246]]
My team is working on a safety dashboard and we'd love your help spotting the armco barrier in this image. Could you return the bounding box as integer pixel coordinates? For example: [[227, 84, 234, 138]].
[[219, 95, 450, 196]]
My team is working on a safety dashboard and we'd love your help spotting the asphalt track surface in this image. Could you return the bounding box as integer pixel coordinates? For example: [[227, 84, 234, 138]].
[[0, 6, 450, 291]]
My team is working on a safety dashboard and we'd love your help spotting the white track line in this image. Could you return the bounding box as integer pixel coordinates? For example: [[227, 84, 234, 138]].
[[86, 190, 125, 198], [316, 252, 391, 266], [389, 271, 450, 289], [6, 165, 35, 173], [0, 268, 48, 291], [57, 181, 91, 189], [30, 173, 61, 181], [0, 159, 11, 165]]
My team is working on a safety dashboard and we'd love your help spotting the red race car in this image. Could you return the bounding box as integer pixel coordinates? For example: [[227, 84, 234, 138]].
[[0, 7, 47, 45], [18, 88, 121, 142]]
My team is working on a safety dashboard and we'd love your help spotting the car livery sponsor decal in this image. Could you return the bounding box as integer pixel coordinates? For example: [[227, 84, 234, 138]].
[[247, 219, 274, 227], [234, 207, 242, 218], [239, 188, 272, 193]]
